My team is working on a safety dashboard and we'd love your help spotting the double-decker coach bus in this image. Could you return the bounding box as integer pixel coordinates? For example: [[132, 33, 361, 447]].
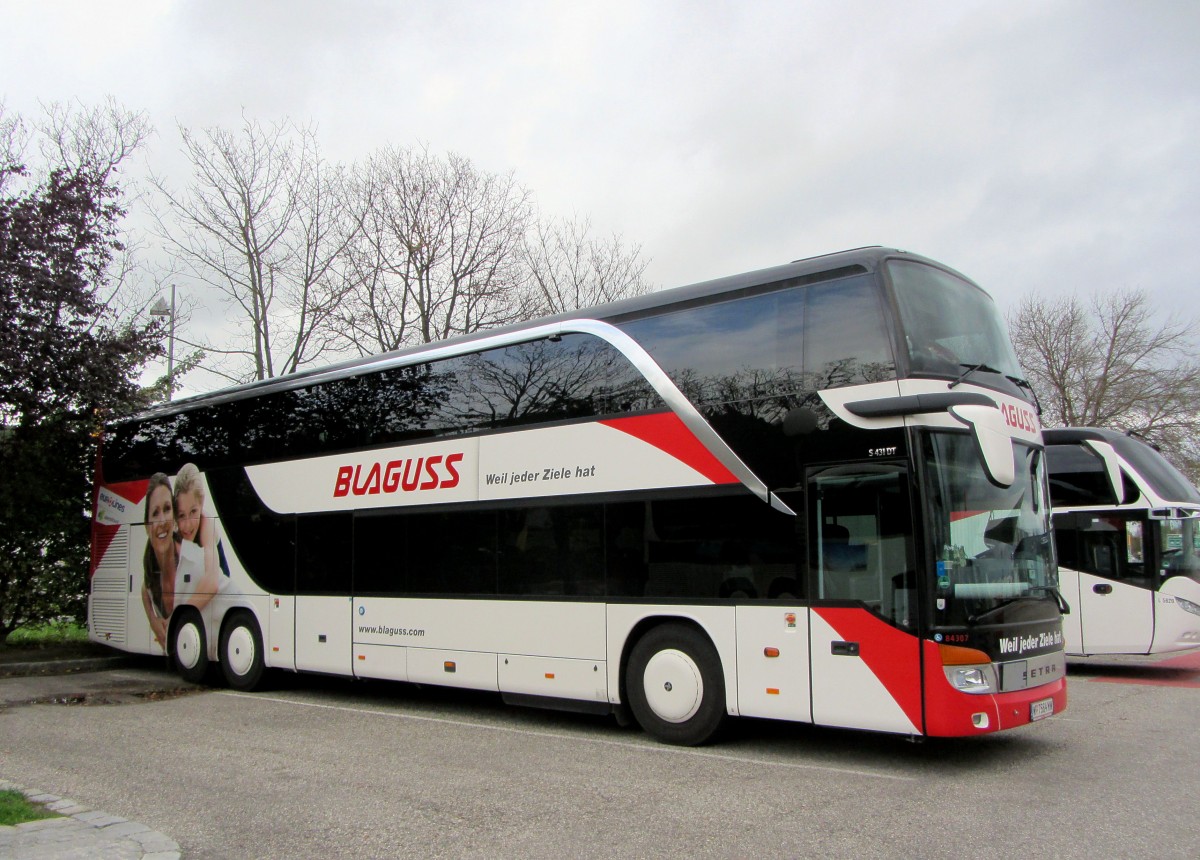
[[89, 246, 1066, 745], [1045, 427, 1200, 656]]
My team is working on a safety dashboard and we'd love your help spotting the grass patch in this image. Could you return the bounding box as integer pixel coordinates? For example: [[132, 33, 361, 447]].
[[6, 622, 89, 647], [0, 790, 60, 826]]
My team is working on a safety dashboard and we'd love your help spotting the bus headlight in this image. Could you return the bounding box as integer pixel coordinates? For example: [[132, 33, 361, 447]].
[[939, 643, 996, 694], [1175, 596, 1200, 617], [945, 666, 995, 694]]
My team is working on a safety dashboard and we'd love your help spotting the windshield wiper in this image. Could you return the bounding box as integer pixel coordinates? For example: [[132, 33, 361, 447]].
[[1007, 374, 1044, 417], [949, 362, 1002, 389]]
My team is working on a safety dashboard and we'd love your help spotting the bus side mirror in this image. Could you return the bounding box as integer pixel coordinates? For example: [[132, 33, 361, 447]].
[[949, 404, 1016, 487]]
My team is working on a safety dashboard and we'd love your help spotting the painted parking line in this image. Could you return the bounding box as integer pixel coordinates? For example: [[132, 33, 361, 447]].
[[222, 691, 916, 782], [1087, 649, 1200, 688]]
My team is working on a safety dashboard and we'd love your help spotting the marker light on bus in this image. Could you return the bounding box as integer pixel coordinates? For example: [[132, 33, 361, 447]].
[[939, 643, 996, 694]]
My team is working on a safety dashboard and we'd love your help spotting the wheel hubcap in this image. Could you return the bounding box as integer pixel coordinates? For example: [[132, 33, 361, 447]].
[[176, 623, 202, 670], [642, 649, 703, 723], [226, 626, 256, 677]]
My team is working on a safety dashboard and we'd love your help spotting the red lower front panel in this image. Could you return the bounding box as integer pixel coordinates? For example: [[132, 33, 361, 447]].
[[922, 639, 1068, 736]]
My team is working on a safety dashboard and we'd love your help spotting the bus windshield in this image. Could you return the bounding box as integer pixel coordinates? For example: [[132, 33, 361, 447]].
[[923, 433, 1058, 625], [1160, 517, 1200, 581], [889, 260, 1023, 380]]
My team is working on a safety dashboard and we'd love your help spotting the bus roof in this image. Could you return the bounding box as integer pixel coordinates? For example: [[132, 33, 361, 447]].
[[117, 245, 972, 425], [1043, 427, 1200, 507]]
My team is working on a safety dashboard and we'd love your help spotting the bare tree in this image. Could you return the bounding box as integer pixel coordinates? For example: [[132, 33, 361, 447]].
[[336, 146, 533, 356], [38, 97, 152, 185], [0, 103, 28, 189], [1009, 289, 1200, 481], [151, 115, 356, 382], [36, 98, 154, 325], [521, 214, 653, 315]]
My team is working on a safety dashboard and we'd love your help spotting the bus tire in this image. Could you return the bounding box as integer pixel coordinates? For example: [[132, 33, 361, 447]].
[[219, 611, 265, 692], [170, 609, 209, 684], [626, 624, 726, 746]]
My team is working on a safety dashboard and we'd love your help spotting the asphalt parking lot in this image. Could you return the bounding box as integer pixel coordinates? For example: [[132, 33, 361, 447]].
[[1, 650, 1197, 859]]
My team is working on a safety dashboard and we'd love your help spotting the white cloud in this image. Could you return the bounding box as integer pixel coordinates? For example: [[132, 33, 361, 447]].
[[3, 0, 1198, 393]]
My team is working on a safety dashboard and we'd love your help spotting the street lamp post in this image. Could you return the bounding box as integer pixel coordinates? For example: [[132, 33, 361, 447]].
[[150, 284, 176, 400]]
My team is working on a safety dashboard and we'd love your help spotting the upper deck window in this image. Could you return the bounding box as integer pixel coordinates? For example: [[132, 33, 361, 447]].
[[619, 273, 895, 407], [889, 261, 1022, 380]]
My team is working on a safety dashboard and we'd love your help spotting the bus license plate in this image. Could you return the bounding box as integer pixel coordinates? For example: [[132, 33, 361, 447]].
[[1030, 698, 1054, 721]]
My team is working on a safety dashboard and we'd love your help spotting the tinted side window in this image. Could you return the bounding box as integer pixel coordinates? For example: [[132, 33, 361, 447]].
[[354, 509, 498, 595], [620, 288, 807, 406], [296, 513, 353, 595], [802, 279, 895, 388], [498, 504, 605, 596], [606, 494, 800, 600], [405, 510, 497, 595], [1046, 444, 1120, 507], [206, 467, 296, 595], [439, 334, 658, 431]]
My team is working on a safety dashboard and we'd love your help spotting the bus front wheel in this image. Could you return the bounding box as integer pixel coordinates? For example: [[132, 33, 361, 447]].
[[626, 624, 726, 746], [170, 610, 209, 684], [219, 611, 265, 692]]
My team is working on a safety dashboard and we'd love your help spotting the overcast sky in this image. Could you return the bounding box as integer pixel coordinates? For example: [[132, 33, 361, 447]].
[[3, 0, 1198, 391]]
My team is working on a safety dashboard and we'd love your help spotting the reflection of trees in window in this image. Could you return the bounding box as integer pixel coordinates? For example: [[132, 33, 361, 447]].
[[441, 335, 662, 428], [281, 363, 454, 451], [680, 359, 894, 428]]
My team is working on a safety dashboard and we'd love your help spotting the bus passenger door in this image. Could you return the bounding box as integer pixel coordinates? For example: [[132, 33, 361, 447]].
[[1076, 517, 1154, 654], [807, 464, 924, 734], [1059, 513, 1154, 654]]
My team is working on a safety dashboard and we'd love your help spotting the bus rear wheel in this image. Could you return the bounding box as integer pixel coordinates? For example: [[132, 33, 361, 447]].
[[626, 624, 726, 746], [170, 609, 209, 684], [220, 611, 265, 691]]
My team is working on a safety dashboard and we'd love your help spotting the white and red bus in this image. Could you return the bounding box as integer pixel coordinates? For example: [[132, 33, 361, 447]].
[[1045, 427, 1200, 656], [89, 247, 1066, 745]]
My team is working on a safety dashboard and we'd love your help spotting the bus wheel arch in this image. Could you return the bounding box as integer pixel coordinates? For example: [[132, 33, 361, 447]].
[[169, 607, 209, 684], [622, 619, 727, 746], [219, 609, 266, 691]]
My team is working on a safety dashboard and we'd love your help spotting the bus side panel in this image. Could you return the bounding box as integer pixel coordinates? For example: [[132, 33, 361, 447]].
[[1154, 576, 1200, 652], [605, 605, 737, 713], [266, 595, 296, 670], [1074, 570, 1154, 654], [295, 595, 353, 675], [408, 648, 498, 691], [352, 597, 607, 658], [809, 609, 919, 734], [89, 523, 131, 649], [353, 643, 407, 682], [1058, 567, 1086, 656], [351, 597, 607, 700], [92, 481, 160, 656], [498, 654, 607, 702], [735, 605, 811, 722]]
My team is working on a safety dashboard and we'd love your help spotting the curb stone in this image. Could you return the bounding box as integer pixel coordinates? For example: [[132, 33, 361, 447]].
[[0, 779, 181, 859]]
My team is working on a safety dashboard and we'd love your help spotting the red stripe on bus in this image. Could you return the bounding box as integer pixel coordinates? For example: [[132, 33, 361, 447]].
[[599, 413, 739, 485], [89, 523, 121, 578], [89, 480, 149, 577], [814, 606, 924, 730], [104, 480, 150, 507]]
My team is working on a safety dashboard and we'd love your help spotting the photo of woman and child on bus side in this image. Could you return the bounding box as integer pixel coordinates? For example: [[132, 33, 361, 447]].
[[141, 463, 228, 649]]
